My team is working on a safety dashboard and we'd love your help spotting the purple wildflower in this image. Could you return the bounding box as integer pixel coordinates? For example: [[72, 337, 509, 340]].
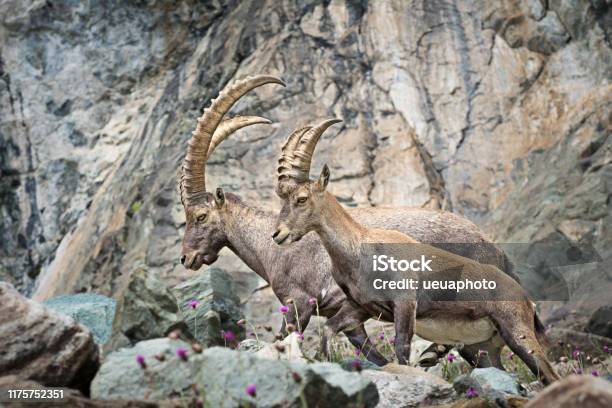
[[354, 347, 361, 356], [248, 332, 256, 337], [135, 354, 146, 368], [572, 348, 581, 359], [574, 368, 583, 375], [176, 347, 188, 361], [592, 370, 599, 377], [222, 330, 236, 343], [188, 299, 199, 309], [295, 331, 304, 342], [446, 353, 456, 363], [351, 359, 363, 372], [378, 332, 385, 340], [279, 305, 290, 314], [390, 336, 396, 344], [604, 345, 610, 354], [465, 387, 478, 398], [245, 384, 257, 397], [308, 297, 317, 305]]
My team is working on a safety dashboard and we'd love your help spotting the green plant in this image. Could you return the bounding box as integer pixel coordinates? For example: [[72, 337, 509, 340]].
[[130, 200, 142, 214]]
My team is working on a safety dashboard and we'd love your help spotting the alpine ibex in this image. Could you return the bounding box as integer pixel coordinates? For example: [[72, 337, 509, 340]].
[[179, 75, 517, 367], [272, 119, 560, 385]]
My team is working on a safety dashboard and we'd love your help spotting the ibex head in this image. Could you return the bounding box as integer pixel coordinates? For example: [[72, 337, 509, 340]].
[[179, 75, 285, 269], [272, 119, 341, 246]]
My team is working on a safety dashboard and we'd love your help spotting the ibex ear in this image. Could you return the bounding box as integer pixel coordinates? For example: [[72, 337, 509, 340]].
[[316, 164, 330, 191], [214, 187, 226, 208]]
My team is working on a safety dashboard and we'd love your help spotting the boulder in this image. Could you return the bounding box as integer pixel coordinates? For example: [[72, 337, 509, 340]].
[[170, 268, 245, 346], [453, 367, 522, 402], [586, 305, 612, 339], [43, 293, 116, 344], [110, 268, 183, 348], [91, 338, 378, 407], [361, 364, 455, 407], [253, 332, 306, 362], [238, 338, 265, 353], [0, 376, 159, 408], [0, 283, 99, 394], [340, 358, 382, 372], [525, 375, 612, 408]]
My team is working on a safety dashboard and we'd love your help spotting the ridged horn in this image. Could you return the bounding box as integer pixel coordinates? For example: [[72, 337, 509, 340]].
[[277, 126, 312, 179], [180, 75, 285, 206], [207, 116, 271, 159], [289, 118, 342, 182], [276, 126, 312, 196]]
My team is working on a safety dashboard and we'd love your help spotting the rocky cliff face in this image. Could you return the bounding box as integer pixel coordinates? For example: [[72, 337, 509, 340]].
[[1, 0, 610, 328]]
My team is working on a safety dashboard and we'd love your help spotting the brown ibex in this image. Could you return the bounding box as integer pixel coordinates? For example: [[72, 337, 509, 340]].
[[272, 119, 560, 385], [179, 75, 518, 367]]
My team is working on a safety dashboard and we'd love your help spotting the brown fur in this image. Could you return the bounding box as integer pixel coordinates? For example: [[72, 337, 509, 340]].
[[182, 188, 518, 367], [273, 169, 559, 384]]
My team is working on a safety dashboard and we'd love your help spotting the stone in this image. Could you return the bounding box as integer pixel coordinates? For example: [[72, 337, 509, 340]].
[[525, 375, 612, 408], [43, 293, 116, 344], [586, 305, 612, 339], [527, 12, 571, 54], [238, 338, 265, 353], [91, 338, 378, 407], [340, 358, 382, 372], [170, 268, 245, 346], [0, 283, 99, 394], [254, 332, 307, 362], [110, 267, 183, 348], [453, 368, 522, 402], [361, 365, 455, 407]]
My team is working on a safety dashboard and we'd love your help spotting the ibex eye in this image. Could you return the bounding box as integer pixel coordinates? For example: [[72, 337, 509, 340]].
[[297, 197, 308, 204], [197, 214, 207, 222]]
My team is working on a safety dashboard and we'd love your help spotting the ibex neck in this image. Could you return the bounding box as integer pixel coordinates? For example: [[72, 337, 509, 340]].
[[315, 192, 366, 270], [224, 199, 278, 282]]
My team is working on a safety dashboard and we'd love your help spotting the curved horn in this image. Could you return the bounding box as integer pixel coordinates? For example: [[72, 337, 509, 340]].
[[289, 118, 342, 182], [180, 75, 285, 206], [207, 116, 271, 159], [277, 126, 312, 179], [276, 126, 312, 196]]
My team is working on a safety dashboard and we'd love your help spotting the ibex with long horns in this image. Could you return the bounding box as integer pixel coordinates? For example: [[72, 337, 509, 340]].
[[272, 118, 560, 384], [179, 75, 518, 367]]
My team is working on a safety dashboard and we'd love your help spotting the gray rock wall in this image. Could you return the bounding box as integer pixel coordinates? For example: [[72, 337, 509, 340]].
[[0, 0, 609, 329]]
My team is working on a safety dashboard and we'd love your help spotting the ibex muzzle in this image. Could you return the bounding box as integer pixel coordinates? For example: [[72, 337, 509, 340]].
[[271, 225, 290, 245], [272, 203, 297, 245]]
